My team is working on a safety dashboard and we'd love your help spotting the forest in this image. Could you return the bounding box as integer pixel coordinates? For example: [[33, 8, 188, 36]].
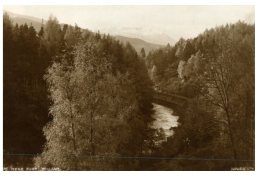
[[3, 12, 255, 171]]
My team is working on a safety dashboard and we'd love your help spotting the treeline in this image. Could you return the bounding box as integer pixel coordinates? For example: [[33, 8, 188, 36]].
[[4, 11, 255, 170], [4, 14, 51, 166], [3, 13, 153, 170], [146, 22, 255, 170]]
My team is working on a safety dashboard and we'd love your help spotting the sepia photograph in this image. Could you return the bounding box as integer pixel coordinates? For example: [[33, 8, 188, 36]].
[[2, 3, 255, 172]]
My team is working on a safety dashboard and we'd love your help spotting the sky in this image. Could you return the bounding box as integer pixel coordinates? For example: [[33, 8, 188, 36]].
[[3, 5, 255, 45]]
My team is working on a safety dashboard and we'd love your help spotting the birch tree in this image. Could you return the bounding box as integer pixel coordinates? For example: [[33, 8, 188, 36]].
[[35, 42, 139, 170]]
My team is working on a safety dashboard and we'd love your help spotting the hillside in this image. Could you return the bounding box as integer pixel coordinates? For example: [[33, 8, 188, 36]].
[[115, 35, 162, 54], [5, 10, 162, 54], [5, 10, 44, 31]]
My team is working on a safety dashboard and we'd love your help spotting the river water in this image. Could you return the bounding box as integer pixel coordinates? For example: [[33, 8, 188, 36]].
[[150, 103, 179, 140]]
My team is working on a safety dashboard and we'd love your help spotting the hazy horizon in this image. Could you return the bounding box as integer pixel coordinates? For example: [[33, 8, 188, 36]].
[[4, 5, 254, 45]]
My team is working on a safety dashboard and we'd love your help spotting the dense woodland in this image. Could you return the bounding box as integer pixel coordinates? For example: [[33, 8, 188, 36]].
[[146, 21, 255, 170], [3, 12, 254, 170]]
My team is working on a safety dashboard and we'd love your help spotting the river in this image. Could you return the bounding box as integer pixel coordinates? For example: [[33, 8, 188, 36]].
[[150, 103, 179, 141]]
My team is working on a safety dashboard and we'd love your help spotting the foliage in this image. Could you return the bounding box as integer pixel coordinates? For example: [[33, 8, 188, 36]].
[[4, 13, 153, 170], [146, 21, 255, 170], [4, 13, 51, 164], [4, 11, 254, 170]]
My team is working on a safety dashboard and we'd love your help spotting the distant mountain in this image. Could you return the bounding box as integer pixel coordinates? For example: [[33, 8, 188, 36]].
[[5, 11, 163, 54], [103, 26, 176, 45], [114, 35, 163, 54], [139, 33, 176, 46], [4, 10, 44, 31]]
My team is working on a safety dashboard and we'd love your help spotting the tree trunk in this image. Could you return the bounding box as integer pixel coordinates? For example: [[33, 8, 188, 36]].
[[69, 104, 78, 170], [225, 107, 238, 160], [71, 123, 77, 151], [90, 111, 95, 156]]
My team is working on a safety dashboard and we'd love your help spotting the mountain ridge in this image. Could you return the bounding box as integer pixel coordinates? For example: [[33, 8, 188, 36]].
[[114, 35, 163, 54], [4, 10, 163, 54]]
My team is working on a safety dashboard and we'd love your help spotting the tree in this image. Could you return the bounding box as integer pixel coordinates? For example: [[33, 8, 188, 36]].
[[140, 48, 146, 58], [64, 25, 82, 47], [146, 21, 254, 170], [199, 54, 238, 160], [4, 14, 153, 170], [44, 16, 63, 55], [4, 14, 51, 168], [151, 65, 158, 82], [175, 39, 195, 60], [38, 26, 44, 37], [196, 28, 254, 161], [35, 42, 142, 170]]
